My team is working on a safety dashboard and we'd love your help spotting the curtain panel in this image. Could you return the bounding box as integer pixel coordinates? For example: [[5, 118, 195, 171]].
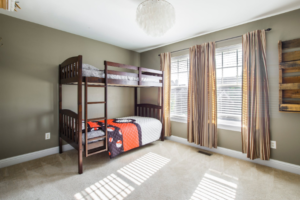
[[159, 52, 171, 137], [242, 30, 271, 160], [187, 43, 217, 148]]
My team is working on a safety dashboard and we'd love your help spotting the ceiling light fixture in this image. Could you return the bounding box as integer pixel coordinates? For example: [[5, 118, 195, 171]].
[[136, 0, 175, 37]]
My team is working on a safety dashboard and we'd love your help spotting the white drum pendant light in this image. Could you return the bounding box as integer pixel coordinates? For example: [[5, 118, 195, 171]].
[[136, 0, 175, 37]]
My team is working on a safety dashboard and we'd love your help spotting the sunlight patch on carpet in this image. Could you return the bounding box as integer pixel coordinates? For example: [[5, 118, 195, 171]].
[[74, 174, 134, 200], [117, 152, 170, 185], [190, 172, 238, 200]]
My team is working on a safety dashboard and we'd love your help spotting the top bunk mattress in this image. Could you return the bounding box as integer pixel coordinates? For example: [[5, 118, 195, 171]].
[[82, 64, 160, 83]]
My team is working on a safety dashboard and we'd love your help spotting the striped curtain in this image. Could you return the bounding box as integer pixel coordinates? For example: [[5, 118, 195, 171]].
[[187, 42, 217, 148], [158, 53, 171, 137], [242, 30, 271, 160]]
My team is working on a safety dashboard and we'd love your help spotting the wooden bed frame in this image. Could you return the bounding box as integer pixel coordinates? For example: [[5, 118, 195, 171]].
[[59, 55, 164, 174]]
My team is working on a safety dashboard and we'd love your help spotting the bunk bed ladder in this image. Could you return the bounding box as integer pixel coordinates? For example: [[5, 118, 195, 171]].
[[84, 63, 108, 157]]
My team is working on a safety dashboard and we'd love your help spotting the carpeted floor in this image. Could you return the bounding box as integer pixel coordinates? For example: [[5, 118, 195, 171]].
[[0, 140, 299, 200]]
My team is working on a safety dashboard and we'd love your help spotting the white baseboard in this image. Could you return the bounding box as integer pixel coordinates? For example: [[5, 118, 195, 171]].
[[0, 144, 74, 169], [2, 137, 299, 175], [167, 136, 300, 175]]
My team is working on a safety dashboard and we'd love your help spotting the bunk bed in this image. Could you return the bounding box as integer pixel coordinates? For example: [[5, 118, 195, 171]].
[[59, 55, 164, 174]]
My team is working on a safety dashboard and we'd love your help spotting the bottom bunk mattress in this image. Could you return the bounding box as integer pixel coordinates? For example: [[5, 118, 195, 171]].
[[83, 116, 162, 158]]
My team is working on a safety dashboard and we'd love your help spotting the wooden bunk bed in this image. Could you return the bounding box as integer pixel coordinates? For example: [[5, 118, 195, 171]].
[[59, 55, 164, 174]]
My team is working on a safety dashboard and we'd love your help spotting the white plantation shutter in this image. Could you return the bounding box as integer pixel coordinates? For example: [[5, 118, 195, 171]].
[[170, 54, 189, 122], [216, 44, 242, 129]]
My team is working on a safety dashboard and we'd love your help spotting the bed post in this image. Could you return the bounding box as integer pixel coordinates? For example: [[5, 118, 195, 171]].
[[134, 88, 137, 116], [77, 55, 83, 174], [84, 77, 88, 157], [160, 71, 165, 141], [104, 61, 108, 153], [59, 64, 63, 154]]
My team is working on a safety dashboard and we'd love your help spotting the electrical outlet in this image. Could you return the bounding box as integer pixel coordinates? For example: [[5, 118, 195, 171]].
[[271, 141, 276, 149], [45, 132, 51, 140]]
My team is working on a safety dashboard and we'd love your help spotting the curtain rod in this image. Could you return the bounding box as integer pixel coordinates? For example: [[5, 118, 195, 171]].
[[158, 28, 272, 56]]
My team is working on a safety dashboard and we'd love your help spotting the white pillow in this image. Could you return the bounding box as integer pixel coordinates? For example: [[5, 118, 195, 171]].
[[82, 64, 100, 71]]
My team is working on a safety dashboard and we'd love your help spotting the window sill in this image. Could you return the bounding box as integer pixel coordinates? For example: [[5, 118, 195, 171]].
[[217, 119, 241, 132], [218, 124, 241, 132], [170, 117, 187, 123], [170, 118, 241, 132]]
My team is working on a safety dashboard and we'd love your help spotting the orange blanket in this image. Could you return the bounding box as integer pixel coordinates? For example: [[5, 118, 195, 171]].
[[87, 119, 142, 158]]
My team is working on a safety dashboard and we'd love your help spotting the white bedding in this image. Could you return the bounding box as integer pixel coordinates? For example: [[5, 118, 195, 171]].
[[82, 63, 159, 83], [119, 116, 162, 145], [82, 116, 162, 145], [82, 129, 105, 144]]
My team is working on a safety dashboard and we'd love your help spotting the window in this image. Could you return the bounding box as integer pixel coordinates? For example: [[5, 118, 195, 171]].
[[216, 44, 242, 131], [170, 54, 189, 122]]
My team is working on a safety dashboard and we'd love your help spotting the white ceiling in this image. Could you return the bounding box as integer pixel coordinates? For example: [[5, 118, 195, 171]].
[[1, 0, 300, 52]]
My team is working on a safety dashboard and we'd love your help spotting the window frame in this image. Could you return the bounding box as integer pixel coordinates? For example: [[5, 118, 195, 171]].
[[170, 54, 189, 123], [216, 44, 242, 132], [168, 43, 243, 132]]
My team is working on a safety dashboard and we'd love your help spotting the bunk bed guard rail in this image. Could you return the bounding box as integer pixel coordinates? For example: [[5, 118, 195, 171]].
[[135, 104, 163, 121]]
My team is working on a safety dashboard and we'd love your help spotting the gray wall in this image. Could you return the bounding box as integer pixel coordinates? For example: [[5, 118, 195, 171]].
[[140, 9, 300, 166], [1, 9, 300, 166], [0, 15, 140, 160]]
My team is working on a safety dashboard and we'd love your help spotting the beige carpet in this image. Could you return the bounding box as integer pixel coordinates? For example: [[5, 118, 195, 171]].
[[0, 140, 299, 200]]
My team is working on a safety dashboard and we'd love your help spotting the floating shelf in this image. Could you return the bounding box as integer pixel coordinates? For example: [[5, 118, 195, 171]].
[[278, 38, 300, 112]]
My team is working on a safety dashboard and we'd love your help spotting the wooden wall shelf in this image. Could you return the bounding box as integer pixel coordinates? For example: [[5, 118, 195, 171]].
[[0, 0, 21, 11], [278, 38, 300, 112]]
